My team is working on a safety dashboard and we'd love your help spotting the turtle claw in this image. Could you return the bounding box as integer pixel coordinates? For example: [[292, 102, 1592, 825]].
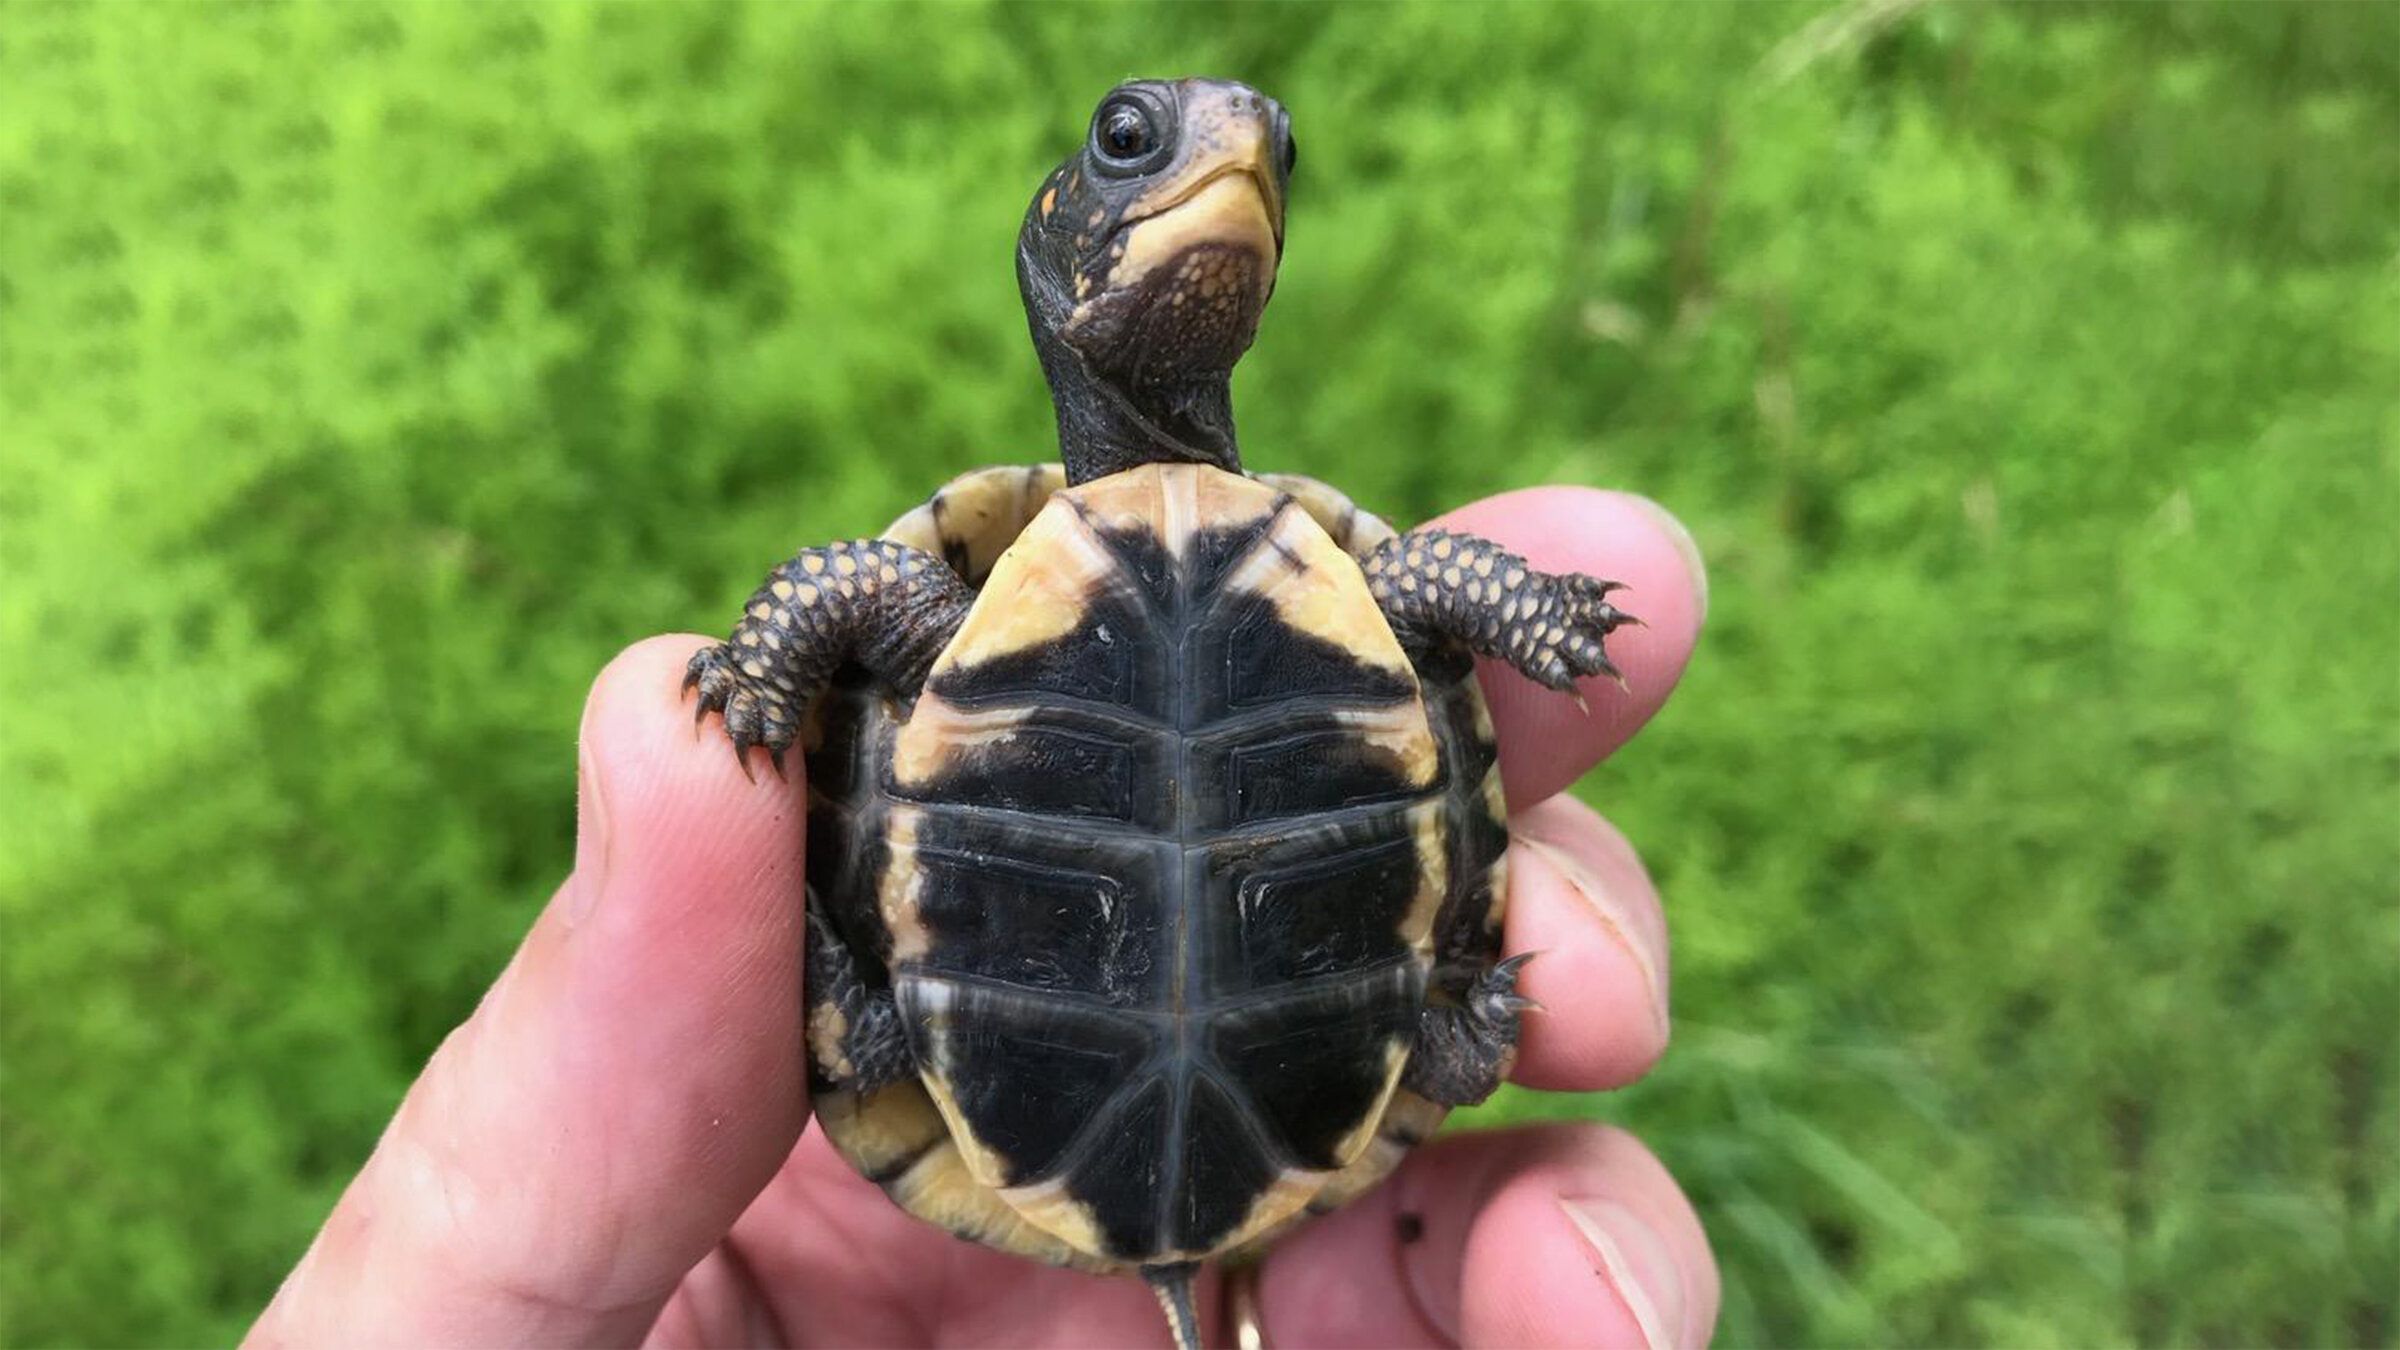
[[685, 644, 738, 723], [1405, 952, 1539, 1106], [1544, 577, 1635, 695], [1478, 953, 1541, 1019], [683, 642, 800, 779], [1493, 953, 1544, 1014], [804, 901, 841, 946]]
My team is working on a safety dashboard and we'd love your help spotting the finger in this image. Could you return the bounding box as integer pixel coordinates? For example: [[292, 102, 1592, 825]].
[[1432, 487, 1705, 805], [1259, 1124, 1718, 1350], [1504, 794, 1671, 1091], [704, 1130, 1185, 1347], [249, 635, 809, 1348]]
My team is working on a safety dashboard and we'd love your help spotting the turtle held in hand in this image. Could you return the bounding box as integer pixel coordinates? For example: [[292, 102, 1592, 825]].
[[686, 77, 1635, 1347]]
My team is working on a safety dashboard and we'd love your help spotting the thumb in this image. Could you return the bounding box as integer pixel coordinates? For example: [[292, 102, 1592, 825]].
[[248, 635, 809, 1347]]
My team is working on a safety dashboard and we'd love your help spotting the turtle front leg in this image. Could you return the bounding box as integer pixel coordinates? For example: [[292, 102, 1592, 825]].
[[685, 539, 974, 771], [1361, 529, 1636, 693], [1403, 953, 1535, 1106]]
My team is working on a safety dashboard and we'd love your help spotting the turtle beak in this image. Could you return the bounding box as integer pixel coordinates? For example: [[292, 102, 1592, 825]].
[[1110, 106, 1285, 256], [1217, 116, 1286, 251], [1123, 164, 1278, 285]]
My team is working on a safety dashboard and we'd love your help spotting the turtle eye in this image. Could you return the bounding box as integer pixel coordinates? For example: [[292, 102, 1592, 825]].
[[1277, 123, 1298, 179], [1090, 92, 1172, 176], [1100, 104, 1151, 160]]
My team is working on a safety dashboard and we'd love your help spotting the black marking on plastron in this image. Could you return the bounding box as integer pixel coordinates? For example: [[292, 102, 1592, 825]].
[[900, 708, 1172, 827], [1211, 725, 1425, 827], [1209, 963, 1421, 1170], [1209, 588, 1416, 716], [929, 584, 1162, 716], [1194, 791, 1436, 1000], [1072, 1077, 1174, 1257], [901, 977, 1153, 1185], [1082, 514, 1180, 614], [1174, 1075, 1284, 1251], [909, 834, 1166, 1002], [1222, 836, 1423, 989], [1179, 508, 1283, 597]]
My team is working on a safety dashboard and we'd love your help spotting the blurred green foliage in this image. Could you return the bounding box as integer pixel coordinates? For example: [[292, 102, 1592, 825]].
[[3, 1, 2395, 1344]]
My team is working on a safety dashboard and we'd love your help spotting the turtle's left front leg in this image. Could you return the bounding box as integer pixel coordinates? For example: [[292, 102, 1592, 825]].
[[1362, 528, 1636, 693], [686, 538, 975, 771]]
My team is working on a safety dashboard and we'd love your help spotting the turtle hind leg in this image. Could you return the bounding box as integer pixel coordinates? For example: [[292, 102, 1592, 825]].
[[1402, 953, 1537, 1106], [804, 901, 915, 1094]]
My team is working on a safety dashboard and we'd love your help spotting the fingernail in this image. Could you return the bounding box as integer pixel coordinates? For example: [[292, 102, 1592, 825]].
[[568, 735, 612, 926], [1627, 494, 1706, 624], [1516, 832, 1669, 1038], [1561, 1197, 1687, 1350]]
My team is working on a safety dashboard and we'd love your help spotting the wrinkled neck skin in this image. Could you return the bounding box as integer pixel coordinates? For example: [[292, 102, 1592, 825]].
[[1020, 243, 1243, 486]]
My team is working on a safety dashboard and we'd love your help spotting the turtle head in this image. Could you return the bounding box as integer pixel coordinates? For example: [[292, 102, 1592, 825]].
[[1019, 78, 1296, 484]]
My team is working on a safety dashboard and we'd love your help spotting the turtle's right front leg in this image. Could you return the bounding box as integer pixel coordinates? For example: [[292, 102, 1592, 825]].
[[685, 538, 975, 771]]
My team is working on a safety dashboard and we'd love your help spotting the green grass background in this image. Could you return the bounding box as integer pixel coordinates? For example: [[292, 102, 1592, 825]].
[[3, 1, 2395, 1344]]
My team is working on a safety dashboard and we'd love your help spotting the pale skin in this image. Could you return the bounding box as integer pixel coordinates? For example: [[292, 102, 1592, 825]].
[[247, 487, 1720, 1349]]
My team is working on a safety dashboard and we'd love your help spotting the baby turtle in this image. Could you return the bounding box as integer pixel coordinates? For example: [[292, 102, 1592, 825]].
[[687, 78, 1634, 1347]]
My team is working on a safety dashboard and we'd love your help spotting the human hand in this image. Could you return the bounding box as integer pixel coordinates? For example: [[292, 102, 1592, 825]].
[[246, 487, 1718, 1349]]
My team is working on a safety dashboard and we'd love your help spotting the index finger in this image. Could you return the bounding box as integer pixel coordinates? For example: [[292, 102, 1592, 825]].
[[1432, 487, 1706, 805]]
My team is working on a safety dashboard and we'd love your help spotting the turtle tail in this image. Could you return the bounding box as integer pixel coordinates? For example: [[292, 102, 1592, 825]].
[[1143, 1262, 1203, 1350]]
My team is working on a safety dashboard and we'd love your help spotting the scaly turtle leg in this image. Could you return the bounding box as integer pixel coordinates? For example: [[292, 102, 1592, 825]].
[[1365, 524, 1632, 1105], [1401, 953, 1537, 1105], [685, 538, 975, 772], [1362, 528, 1636, 693], [803, 901, 916, 1094]]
